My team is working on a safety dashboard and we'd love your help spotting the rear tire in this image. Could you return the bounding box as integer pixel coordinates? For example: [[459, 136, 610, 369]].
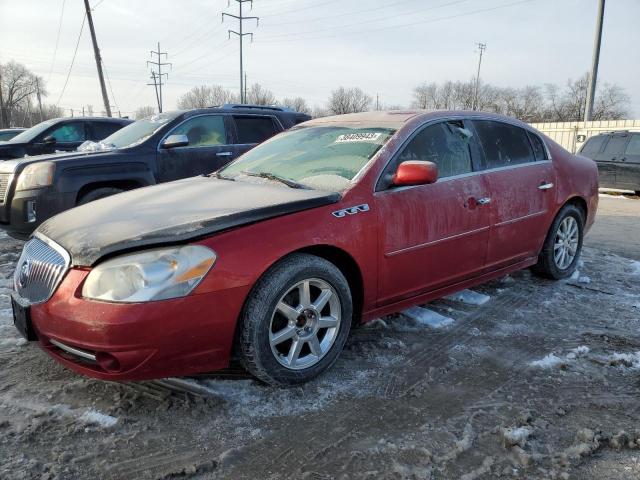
[[77, 187, 124, 205], [532, 203, 584, 280], [238, 253, 352, 386]]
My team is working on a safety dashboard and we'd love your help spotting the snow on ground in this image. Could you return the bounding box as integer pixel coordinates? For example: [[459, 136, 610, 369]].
[[445, 288, 491, 306], [401, 305, 455, 328], [630, 261, 640, 276]]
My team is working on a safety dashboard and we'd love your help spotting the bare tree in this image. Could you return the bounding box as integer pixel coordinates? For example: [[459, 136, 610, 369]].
[[281, 96, 310, 114], [246, 83, 276, 106], [177, 85, 238, 110], [327, 87, 372, 115], [134, 106, 155, 119], [0, 61, 40, 127]]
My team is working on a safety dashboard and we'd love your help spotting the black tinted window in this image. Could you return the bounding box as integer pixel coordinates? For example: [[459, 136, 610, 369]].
[[234, 116, 278, 144], [398, 121, 473, 178], [91, 122, 123, 140], [580, 135, 607, 156], [527, 132, 548, 160], [473, 120, 535, 168], [625, 135, 640, 156], [603, 135, 629, 155]]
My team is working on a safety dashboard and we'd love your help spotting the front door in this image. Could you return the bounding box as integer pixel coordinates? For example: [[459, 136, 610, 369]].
[[155, 114, 237, 183], [376, 120, 491, 305], [471, 120, 556, 269]]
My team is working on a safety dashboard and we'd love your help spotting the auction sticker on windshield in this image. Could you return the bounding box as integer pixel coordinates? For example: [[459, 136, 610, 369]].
[[334, 132, 382, 143]]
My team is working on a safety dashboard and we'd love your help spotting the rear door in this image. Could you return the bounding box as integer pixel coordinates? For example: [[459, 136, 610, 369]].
[[595, 133, 630, 188], [89, 121, 124, 141], [232, 115, 280, 157], [375, 119, 491, 304], [471, 120, 556, 270], [617, 133, 640, 191], [28, 120, 88, 155], [155, 114, 236, 183]]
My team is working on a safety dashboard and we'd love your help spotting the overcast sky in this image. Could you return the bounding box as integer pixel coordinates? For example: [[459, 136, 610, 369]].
[[1, 0, 638, 118]]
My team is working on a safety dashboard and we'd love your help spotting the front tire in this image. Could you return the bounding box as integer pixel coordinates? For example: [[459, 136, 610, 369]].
[[532, 203, 584, 280], [238, 253, 352, 386], [77, 187, 124, 206]]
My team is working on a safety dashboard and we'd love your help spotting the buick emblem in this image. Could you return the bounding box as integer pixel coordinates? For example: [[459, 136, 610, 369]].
[[18, 260, 31, 288]]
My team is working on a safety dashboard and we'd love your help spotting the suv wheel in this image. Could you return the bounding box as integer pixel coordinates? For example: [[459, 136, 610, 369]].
[[532, 203, 584, 280], [238, 253, 352, 386], [78, 187, 124, 205]]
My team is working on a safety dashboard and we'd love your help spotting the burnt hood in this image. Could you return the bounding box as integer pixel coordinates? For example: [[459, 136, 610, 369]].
[[37, 176, 341, 266]]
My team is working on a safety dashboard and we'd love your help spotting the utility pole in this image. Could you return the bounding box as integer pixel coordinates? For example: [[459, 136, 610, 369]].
[[376, 93, 380, 110], [244, 72, 248, 103], [222, 0, 259, 104], [0, 68, 6, 128], [35, 78, 44, 122], [147, 43, 170, 112], [584, 0, 605, 122], [473, 42, 486, 111], [83, 0, 111, 117]]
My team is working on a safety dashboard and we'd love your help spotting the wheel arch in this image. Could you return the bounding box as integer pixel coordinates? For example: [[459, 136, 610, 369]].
[[562, 195, 588, 222], [75, 179, 146, 204]]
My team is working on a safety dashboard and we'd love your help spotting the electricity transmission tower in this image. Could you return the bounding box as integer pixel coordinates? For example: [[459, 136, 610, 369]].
[[147, 43, 171, 113], [222, 0, 259, 104], [473, 42, 486, 111]]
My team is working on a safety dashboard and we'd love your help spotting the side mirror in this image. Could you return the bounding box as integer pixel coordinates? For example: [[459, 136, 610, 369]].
[[42, 135, 57, 145], [392, 161, 438, 187], [161, 134, 189, 149]]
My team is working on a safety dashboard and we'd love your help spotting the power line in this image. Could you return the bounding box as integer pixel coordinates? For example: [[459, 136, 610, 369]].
[[222, 0, 259, 103], [102, 60, 119, 113], [47, 0, 66, 83], [56, 13, 86, 106], [147, 42, 171, 112]]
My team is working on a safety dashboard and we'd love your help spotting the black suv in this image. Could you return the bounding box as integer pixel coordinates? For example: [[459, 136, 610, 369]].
[[0, 105, 310, 238], [579, 131, 640, 195], [0, 117, 132, 160]]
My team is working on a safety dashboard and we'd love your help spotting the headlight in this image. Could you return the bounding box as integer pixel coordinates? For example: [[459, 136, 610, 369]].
[[16, 162, 55, 190], [82, 245, 216, 303]]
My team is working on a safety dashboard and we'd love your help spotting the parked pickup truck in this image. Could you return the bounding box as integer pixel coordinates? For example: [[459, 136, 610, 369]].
[[0, 105, 310, 238], [0, 117, 132, 160]]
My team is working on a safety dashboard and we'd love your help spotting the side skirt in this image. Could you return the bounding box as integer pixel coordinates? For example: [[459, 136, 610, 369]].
[[361, 256, 538, 323]]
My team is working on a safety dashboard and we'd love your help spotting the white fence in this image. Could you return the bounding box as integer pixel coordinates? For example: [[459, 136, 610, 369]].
[[530, 119, 640, 154]]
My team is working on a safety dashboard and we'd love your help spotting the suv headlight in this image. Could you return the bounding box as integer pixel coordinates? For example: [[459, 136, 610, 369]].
[[82, 245, 216, 303], [16, 162, 55, 191]]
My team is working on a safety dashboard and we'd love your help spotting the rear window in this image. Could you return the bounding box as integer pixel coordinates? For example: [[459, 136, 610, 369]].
[[91, 122, 123, 141], [625, 135, 640, 156], [234, 116, 278, 144], [580, 135, 607, 156], [527, 132, 548, 160], [473, 120, 535, 168], [602, 135, 629, 155]]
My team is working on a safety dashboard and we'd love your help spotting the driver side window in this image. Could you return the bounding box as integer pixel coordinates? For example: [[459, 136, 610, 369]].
[[169, 115, 227, 147], [47, 122, 86, 143], [398, 121, 473, 178]]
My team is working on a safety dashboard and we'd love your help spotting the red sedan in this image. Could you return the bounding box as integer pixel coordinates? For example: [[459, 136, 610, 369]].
[[11, 111, 598, 386]]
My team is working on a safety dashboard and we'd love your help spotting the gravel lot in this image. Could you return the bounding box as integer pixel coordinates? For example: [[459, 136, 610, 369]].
[[1, 194, 640, 480]]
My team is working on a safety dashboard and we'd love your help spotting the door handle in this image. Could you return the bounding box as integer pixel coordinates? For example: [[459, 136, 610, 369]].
[[538, 182, 554, 190], [216, 151, 233, 157], [477, 197, 491, 205]]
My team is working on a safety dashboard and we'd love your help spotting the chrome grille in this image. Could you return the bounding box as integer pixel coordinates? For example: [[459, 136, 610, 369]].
[[0, 173, 11, 203], [14, 235, 70, 304]]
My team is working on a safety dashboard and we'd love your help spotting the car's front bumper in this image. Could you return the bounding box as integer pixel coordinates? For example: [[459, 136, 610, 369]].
[[29, 268, 250, 381], [0, 187, 75, 239]]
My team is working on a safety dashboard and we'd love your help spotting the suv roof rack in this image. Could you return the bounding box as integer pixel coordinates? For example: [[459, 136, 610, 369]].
[[213, 103, 295, 112]]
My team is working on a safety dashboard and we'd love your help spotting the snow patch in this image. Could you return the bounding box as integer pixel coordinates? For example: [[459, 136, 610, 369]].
[[630, 261, 640, 276], [530, 346, 590, 368], [79, 409, 118, 428], [445, 289, 490, 306], [606, 351, 640, 369], [402, 306, 454, 329], [500, 426, 532, 448], [578, 276, 591, 284]]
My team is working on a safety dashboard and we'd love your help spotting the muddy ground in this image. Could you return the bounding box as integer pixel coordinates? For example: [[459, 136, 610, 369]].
[[1, 194, 640, 480]]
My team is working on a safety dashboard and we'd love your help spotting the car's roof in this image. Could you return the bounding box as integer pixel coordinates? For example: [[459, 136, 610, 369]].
[[301, 110, 536, 130], [175, 105, 306, 117], [46, 116, 132, 123], [0, 128, 25, 132]]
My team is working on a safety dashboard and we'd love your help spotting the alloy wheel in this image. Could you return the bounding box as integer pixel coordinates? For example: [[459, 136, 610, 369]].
[[269, 278, 341, 370], [553, 216, 579, 270]]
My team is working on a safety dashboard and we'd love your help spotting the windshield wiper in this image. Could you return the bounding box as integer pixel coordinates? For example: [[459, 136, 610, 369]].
[[212, 171, 235, 181], [241, 171, 308, 189]]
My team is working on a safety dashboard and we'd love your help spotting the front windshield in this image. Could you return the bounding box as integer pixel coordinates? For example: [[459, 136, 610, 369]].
[[221, 125, 396, 191], [97, 112, 178, 149], [7, 119, 57, 143]]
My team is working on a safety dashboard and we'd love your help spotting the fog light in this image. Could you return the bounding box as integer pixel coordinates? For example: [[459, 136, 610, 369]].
[[26, 201, 36, 223], [96, 352, 121, 372]]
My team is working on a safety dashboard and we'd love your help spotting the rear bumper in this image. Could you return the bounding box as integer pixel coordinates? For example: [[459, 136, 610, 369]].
[[30, 269, 250, 381], [0, 188, 74, 238]]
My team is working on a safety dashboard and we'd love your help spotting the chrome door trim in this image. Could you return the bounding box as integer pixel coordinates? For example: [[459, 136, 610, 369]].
[[385, 225, 491, 257]]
